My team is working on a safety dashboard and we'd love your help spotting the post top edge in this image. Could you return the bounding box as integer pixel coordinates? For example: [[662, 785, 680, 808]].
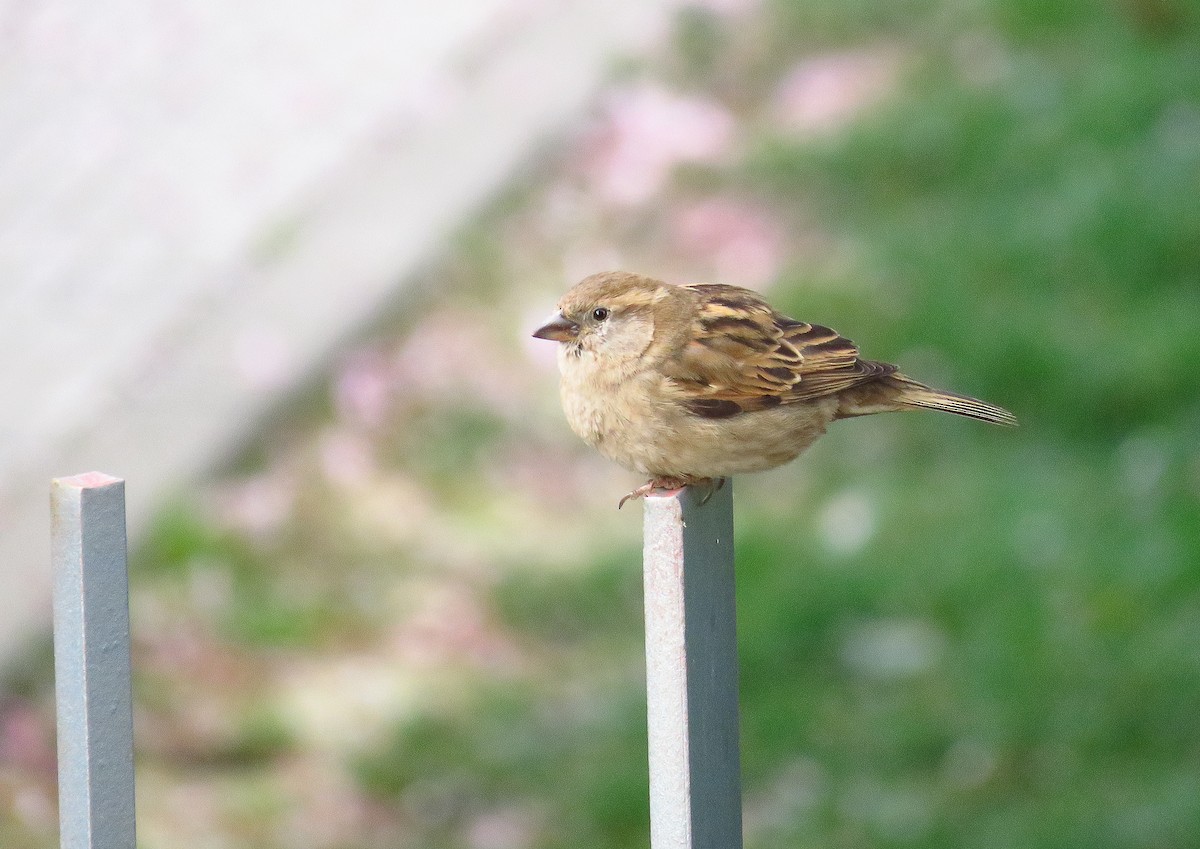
[[52, 471, 124, 490]]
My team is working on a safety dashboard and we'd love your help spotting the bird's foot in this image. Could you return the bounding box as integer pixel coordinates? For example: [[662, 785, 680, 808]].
[[618, 476, 725, 509]]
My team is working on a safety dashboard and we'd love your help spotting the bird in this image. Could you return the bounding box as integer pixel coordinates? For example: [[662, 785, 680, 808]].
[[532, 271, 1016, 507]]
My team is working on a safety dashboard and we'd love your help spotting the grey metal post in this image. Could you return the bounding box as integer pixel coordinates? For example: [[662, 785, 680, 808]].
[[642, 482, 742, 849], [52, 472, 136, 849]]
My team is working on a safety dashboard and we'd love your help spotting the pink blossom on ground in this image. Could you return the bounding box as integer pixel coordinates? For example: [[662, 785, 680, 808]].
[[391, 310, 531, 418], [585, 83, 735, 206], [333, 349, 395, 428], [483, 440, 589, 506], [466, 805, 542, 849], [772, 48, 903, 136], [0, 702, 55, 777], [388, 581, 521, 670], [670, 197, 785, 288]]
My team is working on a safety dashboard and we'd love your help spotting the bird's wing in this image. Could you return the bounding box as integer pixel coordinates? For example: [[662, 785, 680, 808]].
[[664, 284, 896, 418]]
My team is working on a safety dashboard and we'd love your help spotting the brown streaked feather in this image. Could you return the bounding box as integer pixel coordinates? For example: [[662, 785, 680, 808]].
[[837, 374, 1019, 426], [667, 284, 896, 418]]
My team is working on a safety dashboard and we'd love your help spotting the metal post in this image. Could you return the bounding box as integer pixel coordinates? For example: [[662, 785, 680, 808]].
[[642, 482, 742, 849], [52, 472, 136, 849]]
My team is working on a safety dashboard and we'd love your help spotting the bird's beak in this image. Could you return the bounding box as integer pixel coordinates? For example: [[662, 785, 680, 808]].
[[532, 312, 580, 342]]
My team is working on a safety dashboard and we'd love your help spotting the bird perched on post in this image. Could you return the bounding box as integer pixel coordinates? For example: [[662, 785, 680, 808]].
[[533, 271, 1017, 507]]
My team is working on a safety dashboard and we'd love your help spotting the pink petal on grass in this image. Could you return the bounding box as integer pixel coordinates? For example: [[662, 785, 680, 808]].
[[773, 48, 903, 136], [466, 805, 542, 849], [392, 311, 532, 417], [586, 83, 735, 206], [671, 197, 785, 288], [389, 582, 521, 669], [333, 350, 395, 429]]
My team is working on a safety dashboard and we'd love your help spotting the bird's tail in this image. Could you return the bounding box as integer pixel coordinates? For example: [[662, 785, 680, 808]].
[[884, 374, 1018, 426], [837, 373, 1018, 426]]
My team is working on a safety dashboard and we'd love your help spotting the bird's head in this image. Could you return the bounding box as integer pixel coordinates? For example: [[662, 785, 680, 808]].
[[532, 271, 690, 368]]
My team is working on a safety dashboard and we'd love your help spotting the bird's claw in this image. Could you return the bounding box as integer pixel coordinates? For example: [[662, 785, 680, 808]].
[[617, 476, 725, 509], [618, 479, 680, 508]]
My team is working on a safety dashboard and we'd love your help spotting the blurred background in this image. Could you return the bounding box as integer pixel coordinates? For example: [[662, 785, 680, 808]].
[[2, 0, 1199, 847]]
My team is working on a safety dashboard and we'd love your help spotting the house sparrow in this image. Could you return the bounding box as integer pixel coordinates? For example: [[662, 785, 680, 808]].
[[533, 271, 1016, 507]]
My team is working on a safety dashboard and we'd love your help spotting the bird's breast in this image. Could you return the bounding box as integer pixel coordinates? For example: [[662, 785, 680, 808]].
[[557, 349, 642, 447], [556, 346, 841, 477]]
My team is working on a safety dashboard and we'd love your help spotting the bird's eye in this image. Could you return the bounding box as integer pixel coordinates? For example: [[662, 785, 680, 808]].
[[591, 307, 610, 322]]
